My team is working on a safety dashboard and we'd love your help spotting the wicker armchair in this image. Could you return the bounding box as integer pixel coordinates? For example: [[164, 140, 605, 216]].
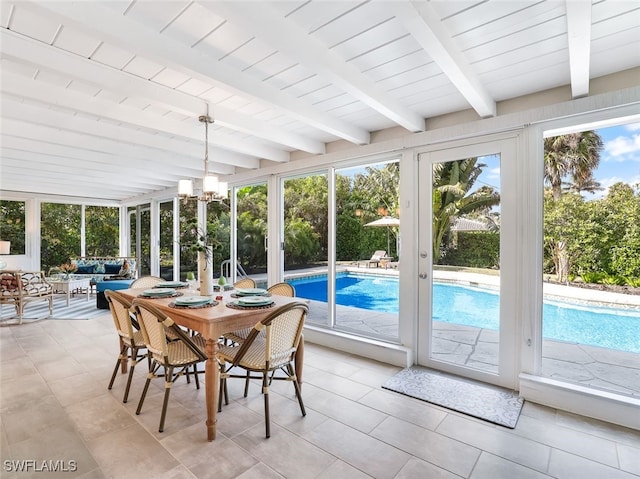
[[131, 299, 207, 433], [233, 278, 256, 289], [0, 271, 53, 324], [217, 302, 308, 438], [105, 290, 149, 403], [130, 275, 164, 289]]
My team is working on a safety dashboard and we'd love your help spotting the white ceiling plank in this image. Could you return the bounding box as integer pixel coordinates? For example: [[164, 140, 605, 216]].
[[393, 2, 497, 118], [33, 1, 370, 145], [0, 76, 249, 171], [0, 30, 295, 161], [206, 1, 425, 133], [565, 0, 592, 99]]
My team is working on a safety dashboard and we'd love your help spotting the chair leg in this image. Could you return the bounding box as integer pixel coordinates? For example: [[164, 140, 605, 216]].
[[193, 364, 200, 389], [263, 371, 270, 438], [243, 370, 251, 397], [136, 364, 157, 415], [122, 346, 139, 403], [108, 343, 128, 390], [289, 364, 306, 416], [159, 367, 174, 433]]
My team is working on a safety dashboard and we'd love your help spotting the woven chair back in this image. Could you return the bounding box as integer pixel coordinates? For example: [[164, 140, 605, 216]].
[[133, 301, 170, 362], [233, 278, 256, 289], [131, 275, 164, 289], [105, 290, 136, 342], [266, 282, 295, 297], [233, 302, 308, 368]]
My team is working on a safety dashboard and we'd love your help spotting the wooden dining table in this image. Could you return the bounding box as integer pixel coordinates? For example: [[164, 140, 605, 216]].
[[119, 287, 306, 441]]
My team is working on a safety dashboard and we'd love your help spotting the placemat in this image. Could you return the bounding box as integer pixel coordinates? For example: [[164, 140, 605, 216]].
[[137, 291, 184, 299], [226, 302, 275, 310], [169, 300, 218, 309]]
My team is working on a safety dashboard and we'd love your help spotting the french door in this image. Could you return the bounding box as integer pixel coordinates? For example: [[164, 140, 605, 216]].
[[416, 138, 518, 388]]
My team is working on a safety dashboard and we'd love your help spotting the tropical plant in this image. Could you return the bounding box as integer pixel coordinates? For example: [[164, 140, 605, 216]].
[[543, 131, 603, 282], [431, 158, 500, 262], [544, 131, 603, 200]]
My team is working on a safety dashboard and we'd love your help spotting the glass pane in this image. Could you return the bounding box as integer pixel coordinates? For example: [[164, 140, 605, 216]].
[[179, 200, 198, 281], [431, 155, 501, 373], [139, 204, 151, 276], [542, 124, 640, 397], [159, 201, 174, 280], [127, 206, 136, 259], [41, 203, 81, 273], [208, 198, 230, 283], [0, 200, 26, 255], [85, 206, 119, 256], [333, 161, 400, 338], [236, 183, 267, 283], [283, 174, 329, 326]]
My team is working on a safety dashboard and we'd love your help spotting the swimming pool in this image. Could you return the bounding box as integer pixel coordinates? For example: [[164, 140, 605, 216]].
[[287, 273, 640, 353]]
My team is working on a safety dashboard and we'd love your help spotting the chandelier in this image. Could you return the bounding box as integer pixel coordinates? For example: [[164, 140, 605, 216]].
[[178, 111, 228, 203]]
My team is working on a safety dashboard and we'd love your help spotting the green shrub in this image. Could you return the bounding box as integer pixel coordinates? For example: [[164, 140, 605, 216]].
[[441, 231, 499, 269], [600, 274, 626, 286], [624, 277, 640, 288], [579, 272, 605, 284]]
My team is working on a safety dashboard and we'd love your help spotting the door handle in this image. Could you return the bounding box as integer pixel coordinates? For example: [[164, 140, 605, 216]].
[[419, 273, 428, 279]]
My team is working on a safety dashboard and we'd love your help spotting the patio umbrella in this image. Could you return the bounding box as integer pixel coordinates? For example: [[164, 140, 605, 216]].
[[364, 216, 400, 257]]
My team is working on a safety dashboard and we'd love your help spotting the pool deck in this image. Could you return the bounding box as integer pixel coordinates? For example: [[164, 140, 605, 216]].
[[249, 265, 640, 399]]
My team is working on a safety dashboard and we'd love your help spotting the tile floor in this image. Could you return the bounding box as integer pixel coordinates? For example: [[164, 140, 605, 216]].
[[1, 314, 639, 479]]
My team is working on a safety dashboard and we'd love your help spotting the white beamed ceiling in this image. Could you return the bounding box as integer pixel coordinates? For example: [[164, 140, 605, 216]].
[[1, 1, 638, 201]]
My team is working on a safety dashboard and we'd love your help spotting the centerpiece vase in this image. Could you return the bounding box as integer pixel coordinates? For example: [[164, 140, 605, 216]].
[[198, 247, 214, 296]]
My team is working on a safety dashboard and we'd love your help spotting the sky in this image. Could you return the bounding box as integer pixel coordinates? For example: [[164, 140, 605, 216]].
[[590, 122, 640, 200]]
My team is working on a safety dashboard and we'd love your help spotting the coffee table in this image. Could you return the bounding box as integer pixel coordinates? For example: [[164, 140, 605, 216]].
[[49, 277, 91, 306]]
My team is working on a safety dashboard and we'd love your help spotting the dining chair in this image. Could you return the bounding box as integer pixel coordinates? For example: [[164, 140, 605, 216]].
[[217, 301, 308, 438], [233, 278, 256, 289], [267, 282, 295, 297], [222, 281, 296, 346], [131, 299, 208, 433], [130, 275, 164, 289], [105, 290, 149, 403]]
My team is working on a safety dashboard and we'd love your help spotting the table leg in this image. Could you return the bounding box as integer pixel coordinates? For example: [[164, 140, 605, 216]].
[[204, 338, 219, 441], [85, 284, 90, 302], [295, 334, 304, 388], [65, 286, 71, 307]]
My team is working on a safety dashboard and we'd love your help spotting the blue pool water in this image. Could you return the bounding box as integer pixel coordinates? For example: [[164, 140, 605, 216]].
[[287, 273, 640, 353]]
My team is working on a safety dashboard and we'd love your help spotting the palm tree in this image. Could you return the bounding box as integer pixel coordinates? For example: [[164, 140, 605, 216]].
[[543, 131, 603, 281], [544, 131, 603, 200], [432, 158, 500, 261]]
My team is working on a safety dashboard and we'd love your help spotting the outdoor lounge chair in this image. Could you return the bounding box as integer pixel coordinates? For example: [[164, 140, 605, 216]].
[[367, 250, 387, 268]]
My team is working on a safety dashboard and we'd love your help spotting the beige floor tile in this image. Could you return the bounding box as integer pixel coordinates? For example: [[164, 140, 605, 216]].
[[185, 438, 259, 479], [234, 422, 336, 479], [2, 394, 71, 445], [470, 452, 553, 479], [86, 422, 179, 478], [315, 458, 372, 479], [438, 414, 553, 472], [301, 383, 387, 433], [548, 449, 639, 479], [512, 414, 619, 467], [358, 389, 447, 431], [48, 371, 107, 407], [616, 443, 640, 476], [394, 457, 461, 479], [235, 463, 284, 479], [371, 416, 480, 477], [303, 365, 373, 401], [554, 410, 640, 447], [303, 418, 411, 479], [65, 393, 137, 441]]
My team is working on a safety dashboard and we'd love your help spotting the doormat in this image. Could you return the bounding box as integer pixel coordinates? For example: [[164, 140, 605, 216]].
[[382, 366, 524, 428]]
